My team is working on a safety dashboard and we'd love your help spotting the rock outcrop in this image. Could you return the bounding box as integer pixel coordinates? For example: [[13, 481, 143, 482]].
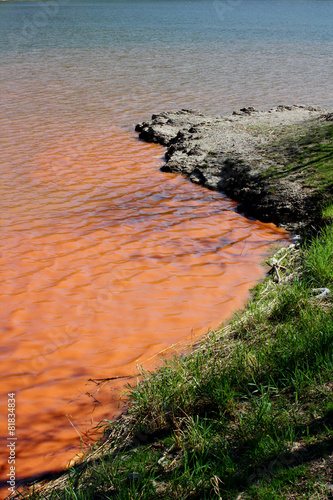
[[136, 105, 331, 230]]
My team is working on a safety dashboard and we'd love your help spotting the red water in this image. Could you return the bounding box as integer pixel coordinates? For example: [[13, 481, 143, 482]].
[[0, 125, 287, 496]]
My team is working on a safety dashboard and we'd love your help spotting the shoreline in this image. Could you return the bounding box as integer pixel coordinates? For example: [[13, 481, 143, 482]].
[[136, 105, 333, 232], [17, 105, 333, 499]]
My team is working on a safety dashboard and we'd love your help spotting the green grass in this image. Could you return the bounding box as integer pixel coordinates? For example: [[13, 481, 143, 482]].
[[261, 120, 333, 193], [322, 203, 333, 221], [304, 225, 333, 286], [23, 227, 333, 500]]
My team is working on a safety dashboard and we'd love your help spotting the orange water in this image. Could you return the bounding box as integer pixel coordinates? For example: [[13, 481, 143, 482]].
[[0, 124, 287, 493], [3, 0, 333, 494]]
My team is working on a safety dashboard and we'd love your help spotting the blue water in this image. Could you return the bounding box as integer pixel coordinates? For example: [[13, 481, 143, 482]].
[[0, 0, 332, 128]]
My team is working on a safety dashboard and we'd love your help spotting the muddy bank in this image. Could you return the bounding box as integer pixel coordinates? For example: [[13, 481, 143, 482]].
[[136, 105, 333, 231]]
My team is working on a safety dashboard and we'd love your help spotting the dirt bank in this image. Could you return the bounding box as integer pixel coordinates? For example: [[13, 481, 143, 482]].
[[136, 105, 333, 231]]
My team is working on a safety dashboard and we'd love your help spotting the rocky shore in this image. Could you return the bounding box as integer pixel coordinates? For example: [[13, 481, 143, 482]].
[[136, 105, 333, 231]]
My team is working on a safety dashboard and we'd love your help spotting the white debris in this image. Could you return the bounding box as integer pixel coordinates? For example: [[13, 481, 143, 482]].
[[312, 288, 331, 299]]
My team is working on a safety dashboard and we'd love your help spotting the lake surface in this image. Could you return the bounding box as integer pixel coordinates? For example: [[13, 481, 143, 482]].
[[0, 0, 332, 492]]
